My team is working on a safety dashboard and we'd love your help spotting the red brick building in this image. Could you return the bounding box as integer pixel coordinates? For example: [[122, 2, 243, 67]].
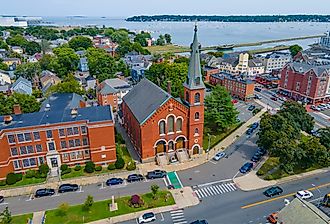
[[0, 93, 116, 179], [209, 72, 255, 101], [279, 62, 330, 104], [203, 66, 219, 82], [121, 26, 205, 164]]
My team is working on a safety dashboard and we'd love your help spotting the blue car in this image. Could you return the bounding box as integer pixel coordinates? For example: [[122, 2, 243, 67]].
[[239, 162, 253, 174], [106, 178, 124, 186], [246, 128, 253, 135], [251, 122, 259, 130]]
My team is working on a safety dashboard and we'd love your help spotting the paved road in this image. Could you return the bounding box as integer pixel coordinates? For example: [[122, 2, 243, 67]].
[[0, 178, 165, 215]]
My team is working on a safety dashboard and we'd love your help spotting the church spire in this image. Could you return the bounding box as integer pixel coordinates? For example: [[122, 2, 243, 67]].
[[184, 25, 205, 90]]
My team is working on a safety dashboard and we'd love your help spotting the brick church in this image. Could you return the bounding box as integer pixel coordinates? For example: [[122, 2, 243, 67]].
[[122, 26, 205, 163]]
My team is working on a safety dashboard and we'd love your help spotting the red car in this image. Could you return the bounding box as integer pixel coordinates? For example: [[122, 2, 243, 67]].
[[232, 99, 238, 104]]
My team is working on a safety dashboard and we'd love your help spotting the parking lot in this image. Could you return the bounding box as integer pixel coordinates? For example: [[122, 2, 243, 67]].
[[234, 100, 261, 123]]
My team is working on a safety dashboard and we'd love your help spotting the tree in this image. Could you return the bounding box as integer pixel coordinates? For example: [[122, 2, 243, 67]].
[[0, 93, 41, 115], [207, 51, 224, 58], [38, 164, 50, 176], [82, 195, 94, 211], [0, 62, 8, 71], [289, 44, 303, 57], [204, 86, 239, 133], [39, 54, 55, 71], [0, 40, 9, 50], [115, 157, 125, 169], [129, 195, 144, 208], [174, 57, 190, 64], [0, 207, 12, 224], [68, 36, 93, 51], [134, 32, 151, 47], [318, 127, 330, 149], [151, 184, 160, 199], [146, 62, 188, 98], [156, 35, 166, 46], [15, 62, 41, 80], [110, 30, 129, 44], [47, 74, 85, 96], [6, 34, 28, 47], [25, 41, 41, 55], [84, 161, 95, 173], [40, 39, 51, 55], [164, 34, 172, 44], [52, 47, 79, 77]]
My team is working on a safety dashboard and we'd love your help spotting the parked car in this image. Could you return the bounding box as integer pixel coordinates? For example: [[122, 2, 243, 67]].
[[213, 152, 226, 161], [35, 188, 55, 198], [106, 178, 124, 186], [251, 122, 259, 130], [246, 128, 253, 135], [263, 186, 283, 197], [58, 184, 79, 193], [254, 87, 262, 92], [267, 212, 278, 224], [232, 99, 238, 104], [127, 174, 144, 183], [146, 170, 167, 179], [295, 190, 313, 199], [138, 212, 156, 223], [190, 220, 209, 224], [248, 105, 256, 111], [251, 153, 262, 162], [270, 97, 278, 101], [256, 148, 267, 156], [254, 95, 262, 100], [239, 162, 253, 174], [0, 196, 4, 203]]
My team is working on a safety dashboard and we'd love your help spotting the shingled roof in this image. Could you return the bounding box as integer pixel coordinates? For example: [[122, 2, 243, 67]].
[[122, 78, 171, 124]]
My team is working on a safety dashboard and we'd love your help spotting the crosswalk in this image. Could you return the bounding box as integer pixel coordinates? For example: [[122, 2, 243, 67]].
[[170, 209, 187, 224], [194, 182, 237, 199]]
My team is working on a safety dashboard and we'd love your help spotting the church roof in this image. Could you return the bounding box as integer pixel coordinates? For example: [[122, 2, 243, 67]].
[[183, 25, 205, 90], [123, 78, 171, 124]]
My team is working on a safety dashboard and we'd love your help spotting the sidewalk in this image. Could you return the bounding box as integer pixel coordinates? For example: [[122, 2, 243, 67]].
[[87, 187, 199, 224]]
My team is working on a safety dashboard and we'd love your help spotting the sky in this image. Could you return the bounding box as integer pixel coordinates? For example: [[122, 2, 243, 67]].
[[1, 0, 330, 17]]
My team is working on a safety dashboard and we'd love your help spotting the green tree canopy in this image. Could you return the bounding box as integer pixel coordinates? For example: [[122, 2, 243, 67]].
[[47, 74, 85, 96], [51, 47, 79, 77], [110, 30, 129, 44], [318, 127, 330, 149], [156, 35, 166, 46], [164, 34, 172, 44], [204, 86, 239, 133], [0, 93, 41, 115], [25, 41, 41, 55], [289, 44, 303, 57], [134, 32, 151, 47], [146, 62, 188, 98], [15, 62, 41, 80], [0, 40, 9, 50], [68, 36, 93, 51], [6, 34, 28, 47]]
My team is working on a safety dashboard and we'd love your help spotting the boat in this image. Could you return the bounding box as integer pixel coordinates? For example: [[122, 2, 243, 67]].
[[216, 44, 235, 51]]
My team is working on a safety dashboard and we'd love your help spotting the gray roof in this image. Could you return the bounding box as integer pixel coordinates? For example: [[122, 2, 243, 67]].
[[11, 77, 32, 92], [183, 25, 205, 90], [289, 62, 330, 76], [123, 78, 171, 124], [0, 105, 112, 131], [248, 58, 264, 67], [277, 198, 330, 224], [97, 78, 131, 95], [40, 93, 84, 112]]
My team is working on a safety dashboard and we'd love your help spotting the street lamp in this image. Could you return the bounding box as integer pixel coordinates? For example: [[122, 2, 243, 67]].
[[207, 133, 211, 160], [312, 184, 322, 206]]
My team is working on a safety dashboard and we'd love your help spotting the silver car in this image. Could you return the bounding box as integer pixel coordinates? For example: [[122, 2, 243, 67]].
[[213, 152, 226, 161]]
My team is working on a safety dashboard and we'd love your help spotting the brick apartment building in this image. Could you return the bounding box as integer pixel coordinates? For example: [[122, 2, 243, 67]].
[[121, 26, 205, 164], [209, 72, 255, 101], [279, 62, 330, 104], [0, 93, 116, 179]]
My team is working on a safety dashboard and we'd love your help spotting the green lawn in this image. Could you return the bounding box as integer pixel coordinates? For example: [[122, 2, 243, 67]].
[[45, 191, 175, 224], [12, 213, 33, 224], [258, 156, 323, 180], [203, 122, 243, 150], [145, 45, 190, 54], [0, 176, 46, 189]]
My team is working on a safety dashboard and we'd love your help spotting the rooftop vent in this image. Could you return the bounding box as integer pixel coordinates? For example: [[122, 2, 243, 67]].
[[71, 108, 78, 118], [4, 115, 13, 124], [45, 103, 51, 111]]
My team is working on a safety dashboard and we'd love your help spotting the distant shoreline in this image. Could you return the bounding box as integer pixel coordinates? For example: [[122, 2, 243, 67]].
[[126, 15, 330, 23]]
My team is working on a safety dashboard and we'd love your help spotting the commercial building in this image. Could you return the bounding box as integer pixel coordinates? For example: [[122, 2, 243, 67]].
[[320, 31, 330, 49], [256, 52, 291, 73], [121, 26, 205, 164], [0, 93, 116, 179], [209, 72, 255, 101]]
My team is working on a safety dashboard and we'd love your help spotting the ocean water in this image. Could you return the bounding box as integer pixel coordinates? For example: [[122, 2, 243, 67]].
[[44, 16, 330, 49]]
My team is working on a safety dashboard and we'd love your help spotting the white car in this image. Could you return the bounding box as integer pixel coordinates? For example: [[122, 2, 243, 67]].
[[213, 152, 226, 161], [138, 212, 156, 223], [295, 190, 313, 199]]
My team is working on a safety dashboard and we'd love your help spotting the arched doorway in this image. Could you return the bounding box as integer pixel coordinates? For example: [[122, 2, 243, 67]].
[[155, 140, 166, 154], [193, 145, 200, 155], [176, 137, 185, 150]]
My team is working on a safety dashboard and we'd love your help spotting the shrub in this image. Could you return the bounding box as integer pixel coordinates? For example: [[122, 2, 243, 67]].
[[95, 166, 102, 172], [61, 168, 72, 175], [74, 165, 82, 171], [256, 169, 265, 176], [129, 195, 144, 208], [25, 170, 36, 178], [84, 161, 95, 173], [82, 195, 94, 211], [56, 203, 69, 216], [115, 157, 125, 169], [15, 173, 23, 182], [107, 163, 116, 171], [126, 160, 136, 171], [0, 180, 6, 186], [6, 173, 18, 185], [60, 164, 69, 172], [38, 164, 50, 175]]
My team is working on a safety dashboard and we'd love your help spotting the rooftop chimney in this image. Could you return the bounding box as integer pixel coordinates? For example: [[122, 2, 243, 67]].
[[13, 104, 21, 115], [4, 115, 13, 124], [167, 80, 171, 95]]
